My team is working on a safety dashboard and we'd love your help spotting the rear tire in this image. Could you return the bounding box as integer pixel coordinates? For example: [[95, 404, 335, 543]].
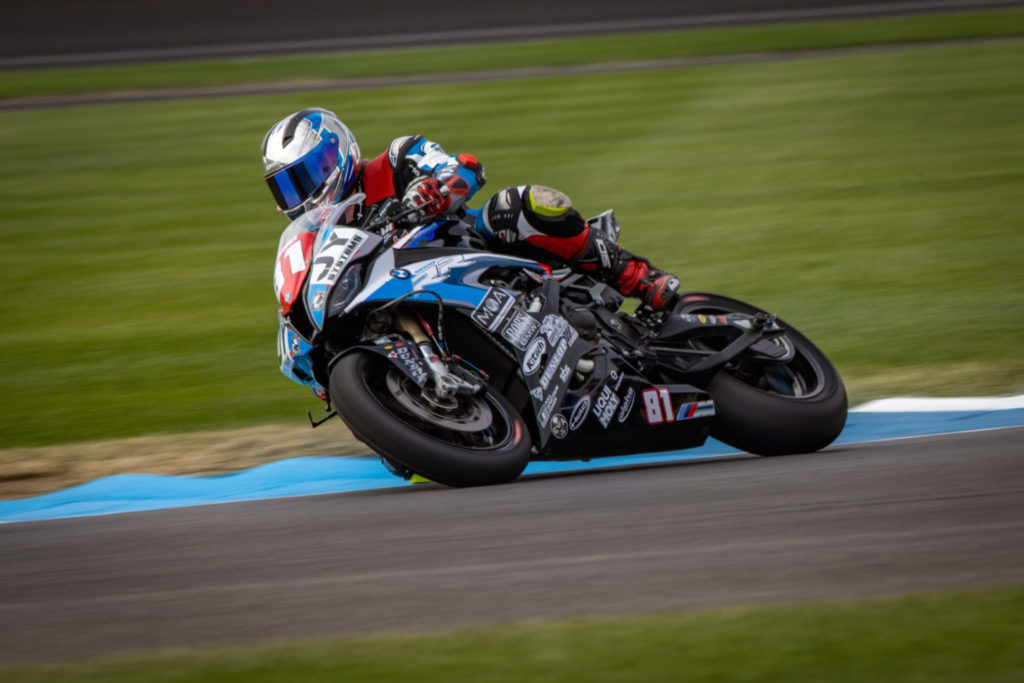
[[330, 350, 531, 486], [676, 294, 847, 456]]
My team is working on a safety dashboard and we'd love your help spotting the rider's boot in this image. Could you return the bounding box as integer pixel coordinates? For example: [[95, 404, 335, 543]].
[[573, 230, 680, 310]]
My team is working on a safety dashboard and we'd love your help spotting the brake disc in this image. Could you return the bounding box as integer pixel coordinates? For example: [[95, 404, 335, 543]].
[[385, 370, 492, 432]]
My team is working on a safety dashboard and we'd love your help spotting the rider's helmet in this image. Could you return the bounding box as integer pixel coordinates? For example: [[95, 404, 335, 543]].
[[261, 108, 361, 220]]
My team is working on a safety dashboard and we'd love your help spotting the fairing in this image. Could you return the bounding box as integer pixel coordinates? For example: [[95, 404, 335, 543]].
[[273, 212, 716, 458]]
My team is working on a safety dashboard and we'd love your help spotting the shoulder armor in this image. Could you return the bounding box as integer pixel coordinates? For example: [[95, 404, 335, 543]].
[[388, 135, 422, 166]]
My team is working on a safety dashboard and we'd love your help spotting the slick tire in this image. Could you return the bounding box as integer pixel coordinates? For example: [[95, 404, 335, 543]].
[[330, 350, 532, 487], [708, 367, 847, 456], [677, 293, 847, 456]]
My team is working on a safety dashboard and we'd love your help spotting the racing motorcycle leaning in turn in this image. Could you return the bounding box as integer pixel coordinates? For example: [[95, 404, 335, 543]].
[[275, 194, 848, 486]]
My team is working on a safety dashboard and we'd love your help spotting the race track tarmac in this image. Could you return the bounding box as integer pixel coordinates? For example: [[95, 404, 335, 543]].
[[4, 0, 1021, 66], [2, 427, 1021, 662]]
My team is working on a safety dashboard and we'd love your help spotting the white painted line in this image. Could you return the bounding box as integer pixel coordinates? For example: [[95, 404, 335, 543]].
[[852, 394, 1024, 412]]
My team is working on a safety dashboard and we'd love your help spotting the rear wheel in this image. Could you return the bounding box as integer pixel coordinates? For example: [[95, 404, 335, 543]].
[[329, 350, 531, 486], [675, 294, 847, 456]]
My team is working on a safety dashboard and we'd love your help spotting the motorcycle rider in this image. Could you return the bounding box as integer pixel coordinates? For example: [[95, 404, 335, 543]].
[[262, 108, 681, 310]]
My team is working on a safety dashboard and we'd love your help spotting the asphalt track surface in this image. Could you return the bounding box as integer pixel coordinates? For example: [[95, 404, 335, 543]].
[[1, 428, 1021, 662], [3, 0, 1023, 67]]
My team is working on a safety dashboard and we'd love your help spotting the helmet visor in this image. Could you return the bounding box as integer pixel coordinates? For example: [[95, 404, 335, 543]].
[[265, 135, 340, 211]]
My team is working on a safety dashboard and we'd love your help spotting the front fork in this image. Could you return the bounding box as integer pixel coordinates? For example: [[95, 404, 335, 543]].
[[394, 311, 483, 399]]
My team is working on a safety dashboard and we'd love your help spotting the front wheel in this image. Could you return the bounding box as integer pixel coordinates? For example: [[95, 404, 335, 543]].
[[329, 351, 532, 487], [676, 293, 847, 456]]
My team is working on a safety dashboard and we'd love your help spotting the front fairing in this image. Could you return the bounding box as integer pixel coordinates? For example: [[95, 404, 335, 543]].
[[303, 225, 381, 330], [273, 193, 367, 316], [273, 194, 379, 395]]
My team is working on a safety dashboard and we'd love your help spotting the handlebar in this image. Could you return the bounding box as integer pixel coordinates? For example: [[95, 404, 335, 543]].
[[362, 183, 450, 232]]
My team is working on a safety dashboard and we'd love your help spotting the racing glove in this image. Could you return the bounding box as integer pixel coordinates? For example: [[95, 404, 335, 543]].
[[401, 177, 450, 218], [401, 175, 472, 219]]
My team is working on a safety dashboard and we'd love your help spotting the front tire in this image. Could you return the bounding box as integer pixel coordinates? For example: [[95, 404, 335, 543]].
[[329, 351, 532, 486], [676, 294, 847, 456]]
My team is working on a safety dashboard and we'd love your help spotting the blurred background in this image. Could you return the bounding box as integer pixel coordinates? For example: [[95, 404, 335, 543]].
[[0, 0, 1021, 453], [1, 2, 1023, 678]]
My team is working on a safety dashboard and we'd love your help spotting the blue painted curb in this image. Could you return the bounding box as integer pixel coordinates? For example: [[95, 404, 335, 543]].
[[2, 408, 1022, 523]]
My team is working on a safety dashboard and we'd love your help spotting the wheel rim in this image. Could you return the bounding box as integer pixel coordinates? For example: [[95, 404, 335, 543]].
[[678, 304, 828, 399], [385, 369, 493, 432], [361, 357, 515, 451]]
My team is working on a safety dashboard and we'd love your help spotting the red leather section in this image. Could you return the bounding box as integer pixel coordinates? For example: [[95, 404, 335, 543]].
[[362, 152, 396, 205], [524, 225, 591, 261], [614, 258, 651, 296], [457, 153, 479, 169]]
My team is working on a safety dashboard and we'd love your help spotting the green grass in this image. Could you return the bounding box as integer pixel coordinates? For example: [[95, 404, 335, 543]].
[[1, 8, 1023, 99], [1, 32, 1023, 448], [4, 585, 1022, 682]]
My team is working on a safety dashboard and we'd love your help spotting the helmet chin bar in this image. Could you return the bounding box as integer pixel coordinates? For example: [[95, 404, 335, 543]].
[[283, 166, 345, 220]]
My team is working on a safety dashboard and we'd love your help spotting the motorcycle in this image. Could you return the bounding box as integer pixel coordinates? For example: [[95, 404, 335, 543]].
[[274, 193, 847, 487]]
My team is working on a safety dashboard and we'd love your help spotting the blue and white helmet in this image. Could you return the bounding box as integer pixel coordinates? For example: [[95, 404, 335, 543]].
[[261, 108, 361, 220]]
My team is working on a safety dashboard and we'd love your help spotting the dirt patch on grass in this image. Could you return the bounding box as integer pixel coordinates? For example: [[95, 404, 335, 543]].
[[0, 422, 371, 499]]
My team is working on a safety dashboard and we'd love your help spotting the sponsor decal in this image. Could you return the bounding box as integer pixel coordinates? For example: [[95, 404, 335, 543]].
[[592, 384, 621, 429], [471, 286, 516, 332], [387, 341, 428, 386], [549, 413, 569, 439], [523, 337, 546, 375], [538, 391, 558, 428], [684, 313, 728, 326], [530, 386, 543, 402], [390, 269, 411, 279], [501, 310, 540, 350], [569, 396, 591, 431], [676, 400, 716, 420], [312, 291, 327, 311], [539, 314, 579, 346], [315, 232, 364, 284], [411, 255, 470, 289], [617, 387, 636, 423], [538, 337, 568, 390], [559, 364, 572, 384]]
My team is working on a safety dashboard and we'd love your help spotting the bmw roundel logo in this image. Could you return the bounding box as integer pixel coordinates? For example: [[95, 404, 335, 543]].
[[390, 269, 411, 279]]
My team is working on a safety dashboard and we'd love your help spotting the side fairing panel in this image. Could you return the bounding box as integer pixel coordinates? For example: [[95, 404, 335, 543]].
[[347, 251, 544, 312], [277, 316, 325, 396]]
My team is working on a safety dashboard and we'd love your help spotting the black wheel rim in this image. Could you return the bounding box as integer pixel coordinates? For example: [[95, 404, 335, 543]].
[[359, 356, 516, 451], [678, 303, 829, 400]]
